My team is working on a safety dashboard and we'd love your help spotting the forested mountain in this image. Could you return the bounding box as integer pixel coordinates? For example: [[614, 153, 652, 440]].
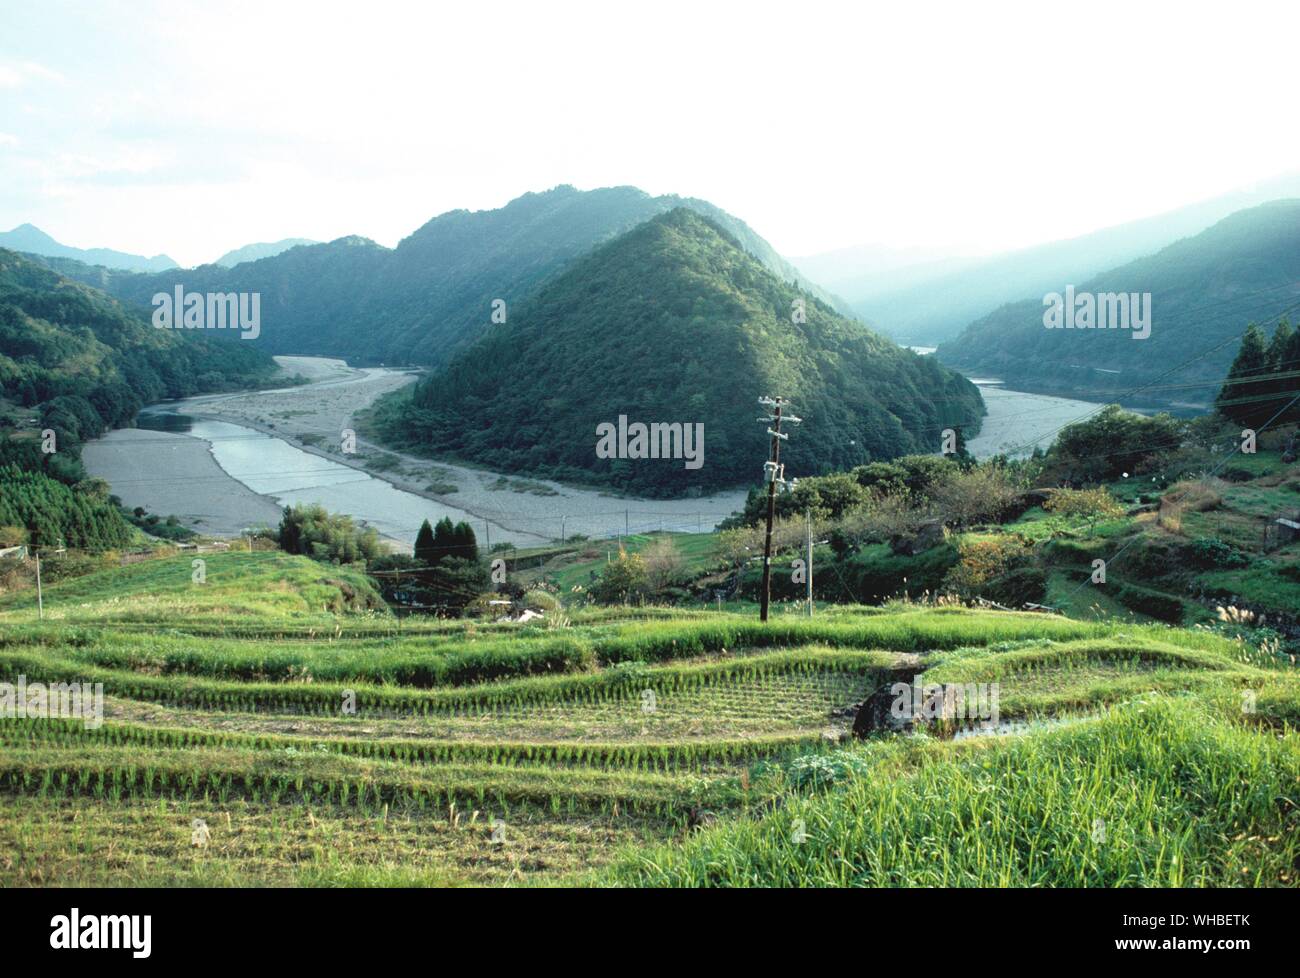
[[0, 223, 178, 273], [215, 238, 318, 267], [0, 248, 277, 437], [811, 174, 1300, 345], [936, 201, 1300, 409], [0, 249, 278, 548], [53, 185, 851, 367], [376, 209, 984, 496]]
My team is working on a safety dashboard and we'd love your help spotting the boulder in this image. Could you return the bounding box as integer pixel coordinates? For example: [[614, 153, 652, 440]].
[[852, 660, 925, 738]]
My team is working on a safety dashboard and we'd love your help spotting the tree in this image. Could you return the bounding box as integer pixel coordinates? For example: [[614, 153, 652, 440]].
[[1215, 324, 1271, 426], [641, 536, 686, 592], [1048, 405, 1184, 483], [589, 548, 649, 604], [414, 519, 436, 564], [277, 503, 382, 565], [451, 521, 478, 562], [1043, 487, 1125, 535]]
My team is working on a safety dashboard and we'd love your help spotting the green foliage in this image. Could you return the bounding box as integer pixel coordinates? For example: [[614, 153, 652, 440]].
[[1188, 537, 1249, 569], [415, 516, 478, 566], [1046, 405, 1185, 484], [0, 464, 132, 550], [413, 519, 435, 564], [1042, 487, 1125, 532], [277, 504, 382, 566], [590, 549, 650, 605], [1215, 317, 1300, 428], [380, 210, 983, 496], [0, 249, 276, 424], [939, 200, 1300, 409]]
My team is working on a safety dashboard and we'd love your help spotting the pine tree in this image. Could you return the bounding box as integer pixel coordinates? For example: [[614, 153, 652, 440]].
[[1216, 324, 1271, 426], [451, 521, 478, 562], [1273, 318, 1300, 424], [413, 519, 436, 565], [430, 517, 456, 565], [1266, 318, 1294, 370]]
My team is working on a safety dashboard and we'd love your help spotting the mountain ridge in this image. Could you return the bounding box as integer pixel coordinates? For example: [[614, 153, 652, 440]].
[[0, 223, 178, 274], [376, 208, 984, 496], [935, 199, 1300, 409], [43, 185, 853, 368]]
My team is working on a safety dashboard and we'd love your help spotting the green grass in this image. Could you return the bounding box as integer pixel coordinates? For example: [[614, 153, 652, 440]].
[[0, 551, 384, 623], [531, 532, 722, 592], [605, 698, 1300, 887], [3, 545, 1298, 887]]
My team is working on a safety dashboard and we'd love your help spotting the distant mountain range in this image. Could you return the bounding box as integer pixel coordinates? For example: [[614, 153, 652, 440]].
[[43, 185, 855, 368], [936, 200, 1300, 409], [0, 247, 277, 431], [0, 224, 178, 273], [215, 238, 318, 267], [797, 173, 1300, 345], [377, 209, 984, 496]]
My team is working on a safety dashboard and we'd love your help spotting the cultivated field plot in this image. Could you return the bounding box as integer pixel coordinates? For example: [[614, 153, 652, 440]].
[[1, 553, 1297, 886]]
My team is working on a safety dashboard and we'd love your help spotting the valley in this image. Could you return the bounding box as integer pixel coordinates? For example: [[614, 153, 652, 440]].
[[82, 356, 749, 548], [2, 22, 1297, 904], [80, 351, 1108, 552]]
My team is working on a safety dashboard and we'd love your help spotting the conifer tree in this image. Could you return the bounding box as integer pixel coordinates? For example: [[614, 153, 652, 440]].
[[413, 519, 436, 565], [1215, 324, 1270, 426]]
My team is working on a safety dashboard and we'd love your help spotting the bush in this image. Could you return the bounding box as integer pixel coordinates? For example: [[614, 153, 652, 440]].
[[1188, 537, 1249, 569], [932, 466, 1023, 527], [523, 589, 560, 611], [590, 549, 650, 604], [1113, 582, 1185, 623], [941, 537, 1034, 598], [277, 504, 383, 565], [1043, 487, 1125, 529], [983, 566, 1047, 607], [641, 536, 686, 592]]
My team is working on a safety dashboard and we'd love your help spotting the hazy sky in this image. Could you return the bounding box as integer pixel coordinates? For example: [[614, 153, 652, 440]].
[[2, 0, 1297, 267]]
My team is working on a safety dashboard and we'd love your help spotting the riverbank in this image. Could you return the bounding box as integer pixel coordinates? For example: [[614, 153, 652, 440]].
[[85, 355, 1114, 550], [86, 357, 749, 549]]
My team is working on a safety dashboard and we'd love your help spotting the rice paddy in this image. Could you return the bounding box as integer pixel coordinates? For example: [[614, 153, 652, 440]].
[[1, 552, 1297, 886]]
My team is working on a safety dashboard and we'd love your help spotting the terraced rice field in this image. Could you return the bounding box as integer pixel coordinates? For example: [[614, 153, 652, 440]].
[[1, 553, 1297, 886]]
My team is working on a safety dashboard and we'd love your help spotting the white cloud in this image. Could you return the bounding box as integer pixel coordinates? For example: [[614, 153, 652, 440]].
[[0, 59, 65, 89], [1, 0, 1298, 266]]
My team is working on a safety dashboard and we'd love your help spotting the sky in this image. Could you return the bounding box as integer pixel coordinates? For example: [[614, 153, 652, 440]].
[[1, 0, 1298, 268]]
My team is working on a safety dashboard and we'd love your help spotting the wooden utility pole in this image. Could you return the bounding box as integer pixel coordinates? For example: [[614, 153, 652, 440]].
[[35, 548, 43, 620], [757, 397, 800, 622], [806, 508, 814, 618]]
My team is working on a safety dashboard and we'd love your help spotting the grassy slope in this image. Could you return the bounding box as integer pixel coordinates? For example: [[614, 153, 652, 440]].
[[0, 551, 385, 623], [1, 555, 1296, 886]]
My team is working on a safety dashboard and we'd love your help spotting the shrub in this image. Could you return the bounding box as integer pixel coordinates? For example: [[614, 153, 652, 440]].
[[1188, 537, 1249, 569], [1113, 582, 1185, 623], [278, 504, 383, 565], [1043, 487, 1125, 529], [932, 466, 1023, 527], [941, 537, 1034, 598], [590, 549, 650, 604]]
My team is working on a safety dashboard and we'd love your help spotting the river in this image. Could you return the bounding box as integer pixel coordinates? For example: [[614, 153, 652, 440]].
[[84, 354, 1105, 551], [908, 347, 1105, 459], [83, 359, 748, 550]]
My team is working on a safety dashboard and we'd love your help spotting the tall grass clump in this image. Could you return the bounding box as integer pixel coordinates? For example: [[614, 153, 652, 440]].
[[605, 697, 1300, 887]]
